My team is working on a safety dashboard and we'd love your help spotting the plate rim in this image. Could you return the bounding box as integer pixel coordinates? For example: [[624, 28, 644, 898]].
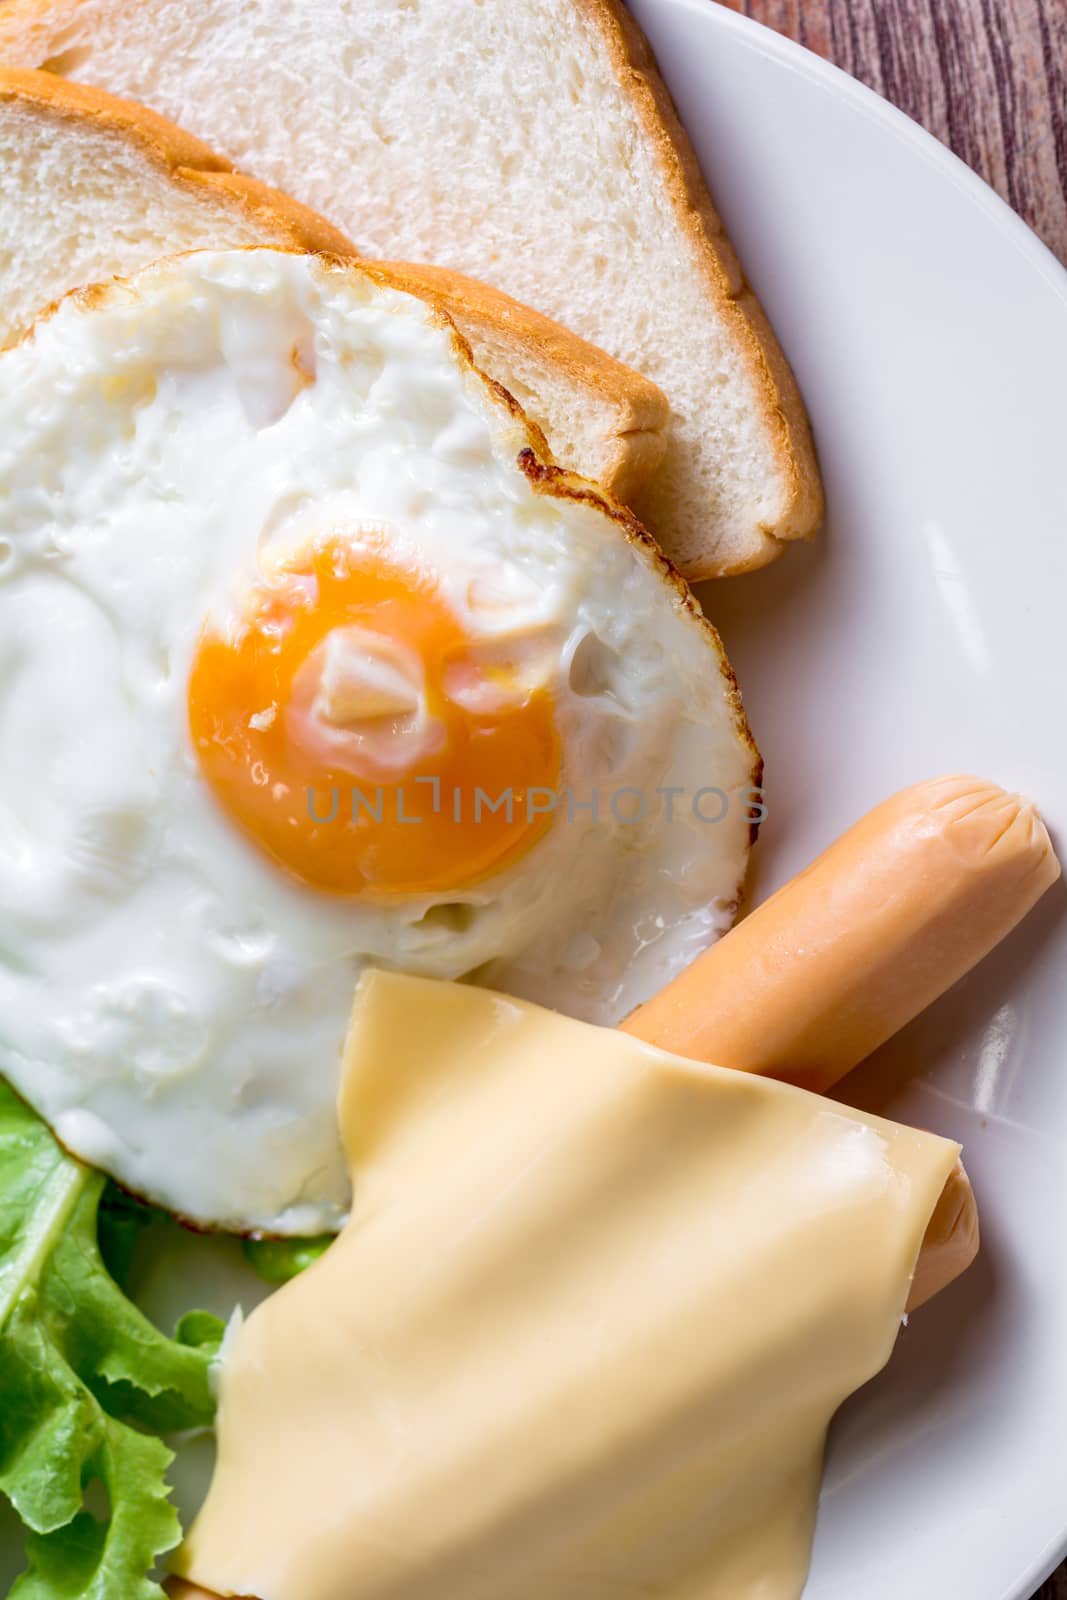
[[654, 0, 1067, 308], [632, 3, 1067, 1596]]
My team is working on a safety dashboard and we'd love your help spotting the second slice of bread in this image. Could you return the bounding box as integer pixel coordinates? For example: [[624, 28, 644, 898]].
[[0, 0, 822, 577], [0, 67, 668, 505]]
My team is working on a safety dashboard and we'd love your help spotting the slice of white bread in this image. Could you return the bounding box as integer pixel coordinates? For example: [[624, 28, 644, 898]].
[[0, 0, 822, 578], [0, 67, 668, 504]]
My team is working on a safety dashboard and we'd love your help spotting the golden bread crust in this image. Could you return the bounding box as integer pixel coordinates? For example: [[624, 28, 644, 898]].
[[0, 64, 357, 252], [185, 169, 356, 256], [1, 61, 231, 168], [373, 259, 670, 499]]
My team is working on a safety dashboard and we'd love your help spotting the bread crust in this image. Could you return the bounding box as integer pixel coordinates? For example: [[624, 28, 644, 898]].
[[0, 61, 669, 504], [0, 65, 356, 253], [372, 259, 669, 500], [572, 0, 824, 564]]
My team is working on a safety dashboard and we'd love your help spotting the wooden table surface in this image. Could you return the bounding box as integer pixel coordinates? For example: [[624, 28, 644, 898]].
[[718, 0, 1067, 266], [714, 3, 1067, 1595]]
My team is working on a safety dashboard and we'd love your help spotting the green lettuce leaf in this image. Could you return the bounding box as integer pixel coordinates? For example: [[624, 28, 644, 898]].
[[242, 1232, 333, 1285], [96, 1189, 157, 1294], [0, 1079, 225, 1598]]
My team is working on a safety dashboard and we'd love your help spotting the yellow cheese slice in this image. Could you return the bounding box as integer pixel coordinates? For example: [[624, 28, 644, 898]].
[[177, 971, 960, 1600]]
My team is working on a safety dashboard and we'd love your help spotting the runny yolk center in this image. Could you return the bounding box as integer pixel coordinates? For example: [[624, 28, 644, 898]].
[[188, 538, 561, 896]]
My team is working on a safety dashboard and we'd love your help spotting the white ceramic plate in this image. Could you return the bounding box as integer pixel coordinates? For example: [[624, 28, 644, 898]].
[[625, 2, 1067, 1595]]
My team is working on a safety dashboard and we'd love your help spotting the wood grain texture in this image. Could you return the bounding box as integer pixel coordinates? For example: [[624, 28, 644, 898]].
[[715, 0, 1067, 265], [711, 4, 1067, 1594]]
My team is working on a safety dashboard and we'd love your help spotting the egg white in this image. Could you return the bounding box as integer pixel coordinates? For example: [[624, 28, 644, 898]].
[[0, 250, 758, 1231]]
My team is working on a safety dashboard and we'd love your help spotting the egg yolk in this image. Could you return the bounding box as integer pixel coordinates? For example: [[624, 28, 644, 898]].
[[188, 537, 561, 897]]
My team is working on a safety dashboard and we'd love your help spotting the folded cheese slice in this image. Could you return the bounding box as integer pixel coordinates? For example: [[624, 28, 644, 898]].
[[177, 971, 960, 1600]]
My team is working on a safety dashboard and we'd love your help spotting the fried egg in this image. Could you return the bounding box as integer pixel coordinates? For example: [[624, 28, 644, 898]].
[[0, 249, 759, 1232]]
